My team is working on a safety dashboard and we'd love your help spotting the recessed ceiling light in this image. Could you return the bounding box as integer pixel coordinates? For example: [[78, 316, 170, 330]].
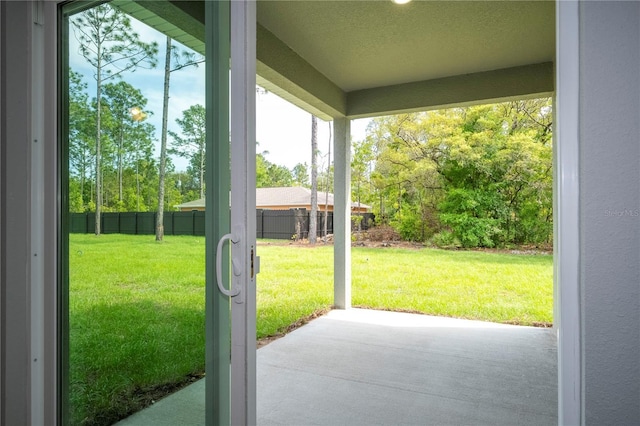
[[392, 0, 412, 4]]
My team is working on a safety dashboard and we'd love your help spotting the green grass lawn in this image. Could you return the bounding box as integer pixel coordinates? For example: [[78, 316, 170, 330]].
[[69, 234, 552, 425], [69, 235, 207, 425]]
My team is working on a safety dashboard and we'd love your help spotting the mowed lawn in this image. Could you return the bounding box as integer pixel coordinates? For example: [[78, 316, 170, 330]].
[[69, 234, 552, 425]]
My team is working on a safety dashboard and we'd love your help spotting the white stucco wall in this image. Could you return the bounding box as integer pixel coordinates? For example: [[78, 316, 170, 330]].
[[579, 1, 640, 423]]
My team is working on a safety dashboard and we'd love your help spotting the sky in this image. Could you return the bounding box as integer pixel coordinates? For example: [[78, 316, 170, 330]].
[[68, 11, 371, 174]]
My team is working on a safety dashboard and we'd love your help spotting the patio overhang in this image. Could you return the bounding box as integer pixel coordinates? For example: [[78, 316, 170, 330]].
[[118, 0, 555, 308], [117, 0, 554, 119]]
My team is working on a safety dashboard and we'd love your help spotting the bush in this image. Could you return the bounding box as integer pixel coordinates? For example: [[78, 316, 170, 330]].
[[365, 225, 402, 242], [438, 188, 506, 248], [439, 213, 503, 248], [430, 231, 461, 248], [390, 205, 428, 242]]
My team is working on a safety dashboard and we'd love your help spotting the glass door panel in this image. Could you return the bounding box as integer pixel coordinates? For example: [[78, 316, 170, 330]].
[[61, 1, 225, 423], [61, 2, 256, 424]]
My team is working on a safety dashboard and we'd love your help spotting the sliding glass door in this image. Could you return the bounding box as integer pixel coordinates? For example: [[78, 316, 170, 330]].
[[60, 1, 256, 424]]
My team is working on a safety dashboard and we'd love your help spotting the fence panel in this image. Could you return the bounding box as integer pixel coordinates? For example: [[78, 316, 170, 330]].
[[102, 213, 119, 234], [256, 209, 264, 239], [193, 211, 205, 236], [70, 213, 88, 233], [352, 212, 375, 231], [86, 213, 96, 234], [69, 210, 374, 239], [119, 212, 137, 234], [173, 212, 195, 235], [314, 211, 333, 238], [163, 213, 174, 235], [137, 212, 156, 235], [261, 210, 296, 239]]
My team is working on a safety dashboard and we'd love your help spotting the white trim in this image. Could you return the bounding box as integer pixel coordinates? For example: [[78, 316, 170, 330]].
[[230, 0, 257, 424], [30, 2, 46, 424], [556, 1, 582, 424], [43, 2, 60, 422], [0, 1, 4, 418]]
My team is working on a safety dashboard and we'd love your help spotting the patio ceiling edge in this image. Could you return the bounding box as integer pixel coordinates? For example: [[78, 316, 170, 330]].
[[346, 62, 555, 119]]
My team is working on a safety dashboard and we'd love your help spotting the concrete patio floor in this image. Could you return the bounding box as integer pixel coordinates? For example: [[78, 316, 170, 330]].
[[116, 308, 557, 426]]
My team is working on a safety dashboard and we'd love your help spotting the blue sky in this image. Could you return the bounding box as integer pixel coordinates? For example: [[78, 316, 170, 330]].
[[69, 12, 370, 173]]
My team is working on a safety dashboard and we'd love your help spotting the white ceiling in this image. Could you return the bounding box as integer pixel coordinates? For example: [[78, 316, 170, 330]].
[[257, 1, 555, 92], [119, 0, 555, 119]]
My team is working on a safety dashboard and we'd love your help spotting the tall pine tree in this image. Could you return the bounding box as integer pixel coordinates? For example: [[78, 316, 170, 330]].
[[71, 4, 157, 234]]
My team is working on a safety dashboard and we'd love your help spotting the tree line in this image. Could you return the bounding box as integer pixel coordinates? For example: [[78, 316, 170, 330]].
[[68, 4, 310, 239], [70, 5, 551, 248], [351, 99, 553, 248]]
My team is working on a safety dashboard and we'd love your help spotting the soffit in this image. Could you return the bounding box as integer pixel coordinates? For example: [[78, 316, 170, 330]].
[[257, 1, 555, 92], [116, 0, 555, 119]]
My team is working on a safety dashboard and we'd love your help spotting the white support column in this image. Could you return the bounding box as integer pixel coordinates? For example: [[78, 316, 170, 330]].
[[333, 117, 351, 309]]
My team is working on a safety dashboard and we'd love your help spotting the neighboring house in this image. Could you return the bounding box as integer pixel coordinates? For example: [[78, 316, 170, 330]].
[[175, 186, 371, 213]]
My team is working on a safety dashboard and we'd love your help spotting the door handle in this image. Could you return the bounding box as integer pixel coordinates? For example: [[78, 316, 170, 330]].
[[216, 233, 241, 297]]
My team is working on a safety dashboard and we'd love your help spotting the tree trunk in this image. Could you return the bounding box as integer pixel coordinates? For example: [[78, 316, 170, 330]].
[[199, 144, 205, 199], [309, 115, 318, 244], [156, 36, 171, 242], [118, 125, 123, 203], [95, 53, 102, 235], [323, 122, 331, 241]]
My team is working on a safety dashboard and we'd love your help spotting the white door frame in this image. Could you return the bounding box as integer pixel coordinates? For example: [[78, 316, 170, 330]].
[[555, 1, 582, 424], [229, 0, 257, 424]]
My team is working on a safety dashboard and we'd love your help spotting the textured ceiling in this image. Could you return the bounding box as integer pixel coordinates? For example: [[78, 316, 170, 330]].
[[118, 0, 555, 118], [257, 1, 555, 92]]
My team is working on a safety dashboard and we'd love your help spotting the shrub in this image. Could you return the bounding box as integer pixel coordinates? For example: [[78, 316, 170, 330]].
[[365, 225, 402, 242], [390, 205, 428, 242], [430, 230, 461, 248]]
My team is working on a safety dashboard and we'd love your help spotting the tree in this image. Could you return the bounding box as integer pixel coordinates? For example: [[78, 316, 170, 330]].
[[368, 99, 553, 247], [351, 137, 375, 230], [101, 81, 154, 209], [68, 70, 94, 211], [71, 4, 158, 234], [169, 105, 207, 199], [292, 163, 309, 187], [256, 152, 294, 188], [309, 115, 319, 244], [156, 36, 204, 241], [323, 122, 332, 240]]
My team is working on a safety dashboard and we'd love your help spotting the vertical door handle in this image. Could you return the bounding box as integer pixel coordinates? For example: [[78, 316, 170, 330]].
[[216, 233, 241, 297]]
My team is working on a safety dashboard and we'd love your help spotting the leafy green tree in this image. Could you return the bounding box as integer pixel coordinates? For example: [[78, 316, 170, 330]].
[[71, 3, 158, 234], [101, 81, 155, 209], [169, 104, 206, 198], [368, 99, 552, 247], [256, 152, 293, 188], [162, 161, 186, 211], [267, 164, 294, 187], [351, 138, 375, 215], [292, 163, 309, 187], [256, 152, 270, 188], [68, 71, 94, 211]]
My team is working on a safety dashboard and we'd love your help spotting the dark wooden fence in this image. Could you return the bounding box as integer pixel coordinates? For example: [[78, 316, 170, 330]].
[[70, 211, 206, 236], [70, 210, 375, 240]]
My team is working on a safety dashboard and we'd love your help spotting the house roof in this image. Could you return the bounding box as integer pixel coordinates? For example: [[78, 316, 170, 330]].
[[175, 187, 370, 210], [174, 198, 208, 210]]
